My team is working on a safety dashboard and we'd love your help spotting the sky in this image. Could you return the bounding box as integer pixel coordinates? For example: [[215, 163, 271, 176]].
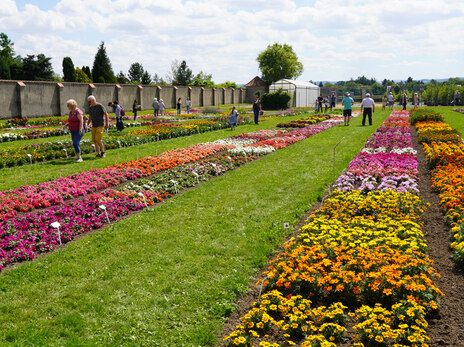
[[0, 0, 463, 84]]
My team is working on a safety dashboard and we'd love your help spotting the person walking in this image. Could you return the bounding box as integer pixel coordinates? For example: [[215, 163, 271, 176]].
[[455, 90, 461, 106], [317, 95, 323, 113], [87, 95, 109, 158], [413, 93, 419, 109], [132, 99, 139, 120], [252, 95, 262, 124], [159, 99, 165, 116], [64, 99, 86, 162], [229, 106, 238, 131], [341, 92, 354, 126], [330, 93, 336, 110], [152, 98, 159, 117], [382, 95, 387, 110], [401, 92, 408, 110], [186, 97, 191, 114], [113, 100, 124, 131], [324, 96, 329, 112], [176, 97, 182, 115], [361, 93, 375, 126], [388, 92, 394, 110]]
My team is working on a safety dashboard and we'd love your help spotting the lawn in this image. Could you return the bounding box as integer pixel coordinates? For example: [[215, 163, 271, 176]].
[[0, 109, 390, 345]]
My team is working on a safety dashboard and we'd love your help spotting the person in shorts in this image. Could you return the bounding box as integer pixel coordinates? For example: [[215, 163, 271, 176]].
[[341, 92, 354, 126], [87, 95, 109, 158], [361, 93, 375, 126]]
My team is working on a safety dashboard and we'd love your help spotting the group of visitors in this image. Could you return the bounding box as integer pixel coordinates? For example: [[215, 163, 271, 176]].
[[63, 95, 109, 163], [151, 98, 165, 117], [315, 93, 337, 112], [341, 92, 375, 126]]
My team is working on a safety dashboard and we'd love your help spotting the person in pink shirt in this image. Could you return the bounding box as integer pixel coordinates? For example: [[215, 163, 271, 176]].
[[64, 99, 86, 162]]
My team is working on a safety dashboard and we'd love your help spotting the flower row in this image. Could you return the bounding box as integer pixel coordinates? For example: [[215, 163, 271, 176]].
[[224, 110, 441, 346], [414, 110, 464, 267], [0, 117, 343, 270]]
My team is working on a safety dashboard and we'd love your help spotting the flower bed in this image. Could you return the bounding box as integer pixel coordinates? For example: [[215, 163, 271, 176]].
[[224, 110, 442, 346], [414, 109, 464, 267], [0, 117, 343, 270]]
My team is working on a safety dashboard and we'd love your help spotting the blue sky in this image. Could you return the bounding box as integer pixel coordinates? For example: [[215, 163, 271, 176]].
[[1, 0, 463, 84]]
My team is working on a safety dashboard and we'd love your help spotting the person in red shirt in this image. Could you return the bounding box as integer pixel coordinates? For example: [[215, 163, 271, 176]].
[[64, 99, 86, 162]]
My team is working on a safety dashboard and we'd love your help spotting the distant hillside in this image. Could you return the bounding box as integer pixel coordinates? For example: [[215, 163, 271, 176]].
[[315, 77, 464, 86]]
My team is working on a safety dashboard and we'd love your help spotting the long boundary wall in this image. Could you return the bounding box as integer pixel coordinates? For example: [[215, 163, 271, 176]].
[[0, 80, 246, 119]]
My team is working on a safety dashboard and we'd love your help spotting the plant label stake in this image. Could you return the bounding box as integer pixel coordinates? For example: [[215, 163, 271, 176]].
[[92, 144, 96, 152], [50, 221, 62, 245], [59, 169, 63, 178], [63, 149, 68, 158], [170, 179, 178, 194], [211, 163, 218, 175], [137, 192, 148, 207], [27, 153, 32, 164], [117, 140, 121, 148], [192, 171, 200, 184], [283, 222, 290, 241], [99, 205, 110, 223], [331, 137, 344, 195]]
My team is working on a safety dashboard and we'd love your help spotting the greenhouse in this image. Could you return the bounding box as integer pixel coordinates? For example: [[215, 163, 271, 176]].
[[269, 79, 320, 107]]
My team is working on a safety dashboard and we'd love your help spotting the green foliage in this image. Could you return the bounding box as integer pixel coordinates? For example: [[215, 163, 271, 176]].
[[260, 89, 291, 110], [21, 54, 54, 81], [190, 71, 215, 87], [422, 83, 464, 106], [62, 57, 76, 82], [170, 60, 193, 86], [116, 71, 129, 84], [141, 70, 151, 85], [257, 43, 303, 84], [152, 73, 167, 86], [216, 81, 238, 88], [128, 62, 144, 83], [409, 109, 444, 125], [82, 66, 92, 80], [91, 42, 116, 84], [0, 55, 10, 79], [75, 67, 91, 83]]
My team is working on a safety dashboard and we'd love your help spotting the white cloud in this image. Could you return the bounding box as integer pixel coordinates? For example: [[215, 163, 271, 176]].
[[0, 0, 463, 82]]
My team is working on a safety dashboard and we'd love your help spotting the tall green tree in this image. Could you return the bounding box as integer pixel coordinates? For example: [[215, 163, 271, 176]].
[[116, 71, 129, 84], [257, 43, 303, 84], [0, 55, 10, 79], [82, 66, 92, 80], [141, 70, 151, 85], [128, 62, 144, 83], [21, 54, 54, 81], [62, 57, 76, 82], [169, 60, 193, 86], [91, 42, 116, 83]]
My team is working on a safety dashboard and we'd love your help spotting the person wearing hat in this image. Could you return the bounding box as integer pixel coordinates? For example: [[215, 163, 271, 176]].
[[341, 92, 354, 126], [387, 92, 394, 110], [152, 97, 159, 117], [361, 93, 375, 126]]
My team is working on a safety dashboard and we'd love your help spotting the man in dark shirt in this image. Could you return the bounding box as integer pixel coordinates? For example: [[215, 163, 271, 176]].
[[87, 95, 109, 158]]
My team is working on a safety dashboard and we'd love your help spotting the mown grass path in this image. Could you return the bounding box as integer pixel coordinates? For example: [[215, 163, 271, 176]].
[[0, 110, 390, 346]]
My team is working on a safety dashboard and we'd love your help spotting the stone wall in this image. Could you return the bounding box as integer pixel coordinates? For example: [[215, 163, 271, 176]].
[[0, 80, 246, 119]]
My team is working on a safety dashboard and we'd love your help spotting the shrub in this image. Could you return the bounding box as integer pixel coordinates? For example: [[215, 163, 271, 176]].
[[260, 89, 291, 110]]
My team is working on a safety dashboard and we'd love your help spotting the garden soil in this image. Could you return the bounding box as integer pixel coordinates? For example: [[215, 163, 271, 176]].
[[219, 127, 464, 346]]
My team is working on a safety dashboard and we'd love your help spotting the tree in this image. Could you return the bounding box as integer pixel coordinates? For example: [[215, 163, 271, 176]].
[[62, 57, 76, 82], [116, 71, 129, 84], [190, 71, 214, 87], [318, 82, 323, 88], [169, 60, 193, 85], [216, 81, 238, 88], [152, 73, 167, 85], [256, 43, 303, 84], [91, 42, 116, 84], [82, 66, 92, 80], [0, 55, 10, 79], [128, 62, 144, 83], [21, 54, 54, 81], [141, 70, 151, 84], [75, 67, 92, 82]]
